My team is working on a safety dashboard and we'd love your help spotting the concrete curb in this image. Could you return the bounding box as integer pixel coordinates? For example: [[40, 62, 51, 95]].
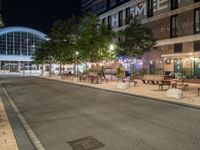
[[39, 76, 200, 110], [2, 87, 45, 150], [0, 96, 19, 150]]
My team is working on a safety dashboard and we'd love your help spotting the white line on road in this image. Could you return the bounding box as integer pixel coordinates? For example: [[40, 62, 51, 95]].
[[2, 87, 45, 150]]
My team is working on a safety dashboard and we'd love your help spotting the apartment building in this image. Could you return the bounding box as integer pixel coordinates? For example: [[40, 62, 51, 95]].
[[82, 0, 200, 77]]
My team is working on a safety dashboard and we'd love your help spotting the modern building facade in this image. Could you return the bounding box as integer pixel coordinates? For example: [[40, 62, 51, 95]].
[[0, 27, 47, 72], [81, 0, 131, 15], [82, 0, 200, 78]]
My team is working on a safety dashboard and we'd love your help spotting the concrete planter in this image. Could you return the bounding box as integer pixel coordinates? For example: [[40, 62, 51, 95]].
[[167, 89, 183, 99], [117, 82, 127, 90]]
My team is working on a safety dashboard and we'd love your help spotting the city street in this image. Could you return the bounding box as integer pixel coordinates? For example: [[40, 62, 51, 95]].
[[1, 76, 200, 150]]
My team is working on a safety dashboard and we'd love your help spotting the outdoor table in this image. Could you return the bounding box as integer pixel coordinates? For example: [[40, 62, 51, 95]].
[[158, 80, 171, 91]]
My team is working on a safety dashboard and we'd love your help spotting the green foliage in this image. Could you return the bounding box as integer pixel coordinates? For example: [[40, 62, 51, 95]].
[[0, 0, 4, 27], [77, 13, 115, 63], [48, 16, 80, 64], [182, 68, 192, 78], [116, 65, 124, 79], [33, 16, 80, 65], [138, 68, 148, 76], [32, 41, 54, 64], [118, 17, 156, 58]]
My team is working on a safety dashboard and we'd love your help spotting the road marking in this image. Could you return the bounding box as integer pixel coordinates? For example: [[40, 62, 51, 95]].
[[2, 87, 45, 150]]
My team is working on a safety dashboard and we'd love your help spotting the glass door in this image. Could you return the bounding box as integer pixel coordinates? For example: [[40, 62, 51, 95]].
[[174, 58, 183, 73]]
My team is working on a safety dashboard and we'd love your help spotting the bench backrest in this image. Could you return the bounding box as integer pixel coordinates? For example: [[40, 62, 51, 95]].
[[143, 75, 164, 81]]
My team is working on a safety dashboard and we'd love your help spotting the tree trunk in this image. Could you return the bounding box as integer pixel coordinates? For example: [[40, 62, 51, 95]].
[[49, 63, 52, 77], [60, 62, 62, 76]]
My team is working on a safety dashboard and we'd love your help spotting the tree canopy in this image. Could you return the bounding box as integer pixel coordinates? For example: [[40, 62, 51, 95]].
[[77, 14, 115, 63], [118, 17, 156, 58]]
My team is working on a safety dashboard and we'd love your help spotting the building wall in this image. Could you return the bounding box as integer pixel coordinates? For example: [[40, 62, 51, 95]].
[[83, 0, 200, 75]]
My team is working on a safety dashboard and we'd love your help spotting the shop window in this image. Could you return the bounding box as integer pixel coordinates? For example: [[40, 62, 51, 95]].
[[174, 43, 182, 53], [194, 40, 200, 51]]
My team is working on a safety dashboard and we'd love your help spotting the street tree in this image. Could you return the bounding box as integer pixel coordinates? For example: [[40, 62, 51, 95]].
[[77, 13, 115, 73], [118, 17, 156, 74], [49, 16, 80, 75], [32, 40, 55, 76]]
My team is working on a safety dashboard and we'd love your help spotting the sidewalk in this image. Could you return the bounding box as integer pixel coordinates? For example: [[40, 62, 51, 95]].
[[0, 97, 19, 150], [39, 75, 200, 108]]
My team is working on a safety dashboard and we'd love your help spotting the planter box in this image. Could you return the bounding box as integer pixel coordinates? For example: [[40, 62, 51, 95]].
[[117, 82, 127, 89], [167, 89, 183, 99]]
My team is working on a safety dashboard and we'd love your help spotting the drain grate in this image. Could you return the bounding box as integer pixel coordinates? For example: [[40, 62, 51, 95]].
[[67, 136, 105, 150]]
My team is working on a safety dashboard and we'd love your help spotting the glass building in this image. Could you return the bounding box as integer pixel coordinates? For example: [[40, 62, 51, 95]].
[[0, 27, 47, 72], [81, 0, 131, 15]]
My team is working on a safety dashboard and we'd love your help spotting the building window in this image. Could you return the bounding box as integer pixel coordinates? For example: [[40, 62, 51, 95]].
[[171, 0, 178, 10], [107, 0, 116, 8], [147, 0, 153, 18], [194, 8, 200, 34], [174, 43, 182, 53], [102, 18, 106, 24], [194, 0, 200, 2], [125, 7, 131, 24], [118, 11, 123, 27], [171, 15, 178, 37], [108, 16, 112, 29], [194, 40, 200, 51]]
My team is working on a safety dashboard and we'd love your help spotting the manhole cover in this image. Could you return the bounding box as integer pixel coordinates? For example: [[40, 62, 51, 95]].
[[67, 136, 105, 150]]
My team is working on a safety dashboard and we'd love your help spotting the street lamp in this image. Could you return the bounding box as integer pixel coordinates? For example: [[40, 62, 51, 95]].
[[75, 51, 79, 77], [109, 44, 115, 80], [109, 44, 114, 51]]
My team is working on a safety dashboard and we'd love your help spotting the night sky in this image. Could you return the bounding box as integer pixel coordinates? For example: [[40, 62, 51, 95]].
[[2, 0, 81, 34]]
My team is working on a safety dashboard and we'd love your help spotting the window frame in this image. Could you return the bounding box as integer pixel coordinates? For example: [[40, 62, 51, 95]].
[[194, 8, 200, 34], [118, 10, 123, 27], [170, 15, 178, 38], [147, 0, 153, 18], [171, 0, 178, 10]]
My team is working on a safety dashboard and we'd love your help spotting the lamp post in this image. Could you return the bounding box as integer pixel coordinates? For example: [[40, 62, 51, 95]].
[[109, 44, 115, 80], [75, 51, 79, 77]]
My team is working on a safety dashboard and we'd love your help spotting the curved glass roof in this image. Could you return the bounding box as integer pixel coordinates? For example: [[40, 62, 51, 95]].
[[0, 26, 47, 39]]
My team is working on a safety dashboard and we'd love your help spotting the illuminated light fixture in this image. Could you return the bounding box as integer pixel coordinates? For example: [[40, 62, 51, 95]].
[[76, 51, 79, 55], [109, 44, 114, 51]]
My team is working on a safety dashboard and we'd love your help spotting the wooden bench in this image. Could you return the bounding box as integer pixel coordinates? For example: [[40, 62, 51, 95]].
[[142, 75, 164, 84]]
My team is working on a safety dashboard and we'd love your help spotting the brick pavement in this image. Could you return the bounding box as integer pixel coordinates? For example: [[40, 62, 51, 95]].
[[0, 97, 19, 150]]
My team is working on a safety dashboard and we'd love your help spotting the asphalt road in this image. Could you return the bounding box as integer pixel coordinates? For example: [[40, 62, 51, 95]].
[[1, 76, 200, 150]]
